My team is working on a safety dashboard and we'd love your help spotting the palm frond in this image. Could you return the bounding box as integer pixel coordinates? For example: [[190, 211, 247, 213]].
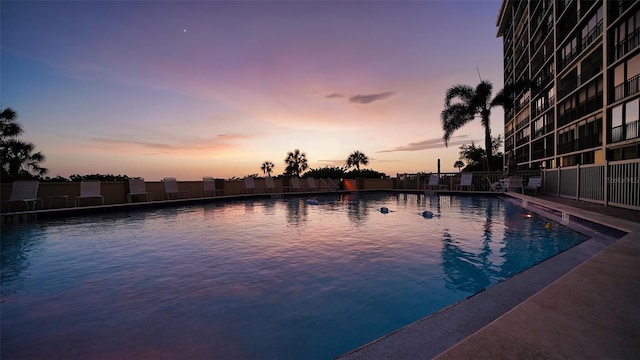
[[444, 85, 474, 108], [440, 103, 474, 146]]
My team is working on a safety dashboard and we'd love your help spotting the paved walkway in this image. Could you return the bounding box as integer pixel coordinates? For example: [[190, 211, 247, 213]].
[[341, 193, 640, 360]]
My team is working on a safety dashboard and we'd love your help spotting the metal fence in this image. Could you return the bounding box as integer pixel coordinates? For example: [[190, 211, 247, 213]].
[[543, 159, 640, 210]]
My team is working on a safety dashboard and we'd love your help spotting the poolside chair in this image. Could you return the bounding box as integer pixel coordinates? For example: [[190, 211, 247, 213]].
[[6, 180, 43, 211], [506, 176, 524, 193], [524, 177, 542, 194], [202, 176, 222, 197], [425, 174, 444, 191], [162, 177, 189, 200], [265, 177, 278, 193], [290, 177, 303, 192], [75, 180, 104, 206], [244, 176, 256, 194], [127, 178, 152, 202], [485, 177, 504, 192], [325, 178, 339, 191], [307, 177, 319, 192], [454, 172, 474, 191]]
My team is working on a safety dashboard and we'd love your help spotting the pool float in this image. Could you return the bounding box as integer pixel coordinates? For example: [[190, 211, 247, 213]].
[[305, 199, 320, 205], [422, 210, 434, 218], [380, 207, 390, 214]]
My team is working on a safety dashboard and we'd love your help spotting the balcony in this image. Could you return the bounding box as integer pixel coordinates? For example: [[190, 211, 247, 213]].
[[580, 20, 603, 50], [611, 120, 640, 143], [516, 135, 530, 147], [558, 133, 601, 154], [612, 27, 640, 62], [613, 74, 640, 102], [557, 95, 603, 127]]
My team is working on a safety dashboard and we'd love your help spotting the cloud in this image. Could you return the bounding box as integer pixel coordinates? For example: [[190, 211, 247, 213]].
[[377, 135, 477, 153], [325, 93, 344, 98], [90, 133, 253, 152], [349, 91, 395, 104]]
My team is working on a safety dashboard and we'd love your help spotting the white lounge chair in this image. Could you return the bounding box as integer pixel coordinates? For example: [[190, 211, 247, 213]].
[[244, 176, 256, 194], [506, 176, 524, 193], [425, 174, 444, 190], [290, 177, 302, 192], [75, 180, 104, 206], [202, 176, 222, 197], [524, 177, 542, 194], [162, 177, 189, 200], [265, 177, 278, 193], [485, 177, 504, 192], [455, 173, 474, 191], [307, 177, 318, 191], [6, 180, 42, 211], [127, 178, 152, 202]]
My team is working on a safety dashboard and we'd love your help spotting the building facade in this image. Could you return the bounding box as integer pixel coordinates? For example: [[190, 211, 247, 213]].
[[497, 0, 640, 170]]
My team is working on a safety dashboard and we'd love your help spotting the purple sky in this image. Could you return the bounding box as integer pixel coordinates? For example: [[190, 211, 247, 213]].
[[2, 0, 504, 180]]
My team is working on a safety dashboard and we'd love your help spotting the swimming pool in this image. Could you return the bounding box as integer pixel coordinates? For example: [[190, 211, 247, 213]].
[[1, 193, 588, 359]]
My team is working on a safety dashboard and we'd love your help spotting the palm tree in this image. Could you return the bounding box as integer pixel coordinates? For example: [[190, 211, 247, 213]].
[[454, 160, 465, 172], [346, 150, 369, 171], [1, 108, 48, 178], [261, 161, 275, 177], [284, 149, 308, 177], [440, 80, 532, 171]]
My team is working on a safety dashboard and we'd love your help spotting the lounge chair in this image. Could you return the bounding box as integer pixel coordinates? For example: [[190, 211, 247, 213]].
[[307, 177, 319, 191], [265, 177, 278, 193], [202, 176, 222, 197], [127, 178, 152, 202], [75, 180, 104, 206], [425, 174, 445, 190], [524, 177, 542, 194], [485, 177, 504, 192], [6, 180, 42, 211], [506, 176, 524, 193], [290, 177, 303, 192], [244, 176, 256, 194], [454, 173, 474, 191], [162, 177, 189, 200]]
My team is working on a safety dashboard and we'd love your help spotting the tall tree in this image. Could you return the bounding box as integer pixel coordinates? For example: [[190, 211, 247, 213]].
[[346, 150, 369, 171], [1, 108, 48, 178], [284, 149, 308, 177], [440, 80, 532, 171], [454, 160, 465, 172], [261, 161, 275, 177]]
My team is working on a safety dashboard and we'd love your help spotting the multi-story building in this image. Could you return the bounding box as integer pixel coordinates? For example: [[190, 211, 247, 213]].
[[497, 0, 639, 171]]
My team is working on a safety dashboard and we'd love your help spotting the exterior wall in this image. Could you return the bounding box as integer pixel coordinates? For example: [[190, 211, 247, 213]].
[[497, 0, 640, 171]]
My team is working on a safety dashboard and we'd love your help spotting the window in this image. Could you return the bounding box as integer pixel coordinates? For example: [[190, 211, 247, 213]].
[[612, 105, 623, 127], [614, 64, 625, 87], [627, 100, 639, 124]]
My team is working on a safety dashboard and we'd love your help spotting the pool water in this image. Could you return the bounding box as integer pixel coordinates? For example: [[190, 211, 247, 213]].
[[1, 193, 588, 359]]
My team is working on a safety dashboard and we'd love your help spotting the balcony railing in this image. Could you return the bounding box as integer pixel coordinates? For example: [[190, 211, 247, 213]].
[[557, 95, 603, 127], [557, 133, 601, 154], [580, 20, 603, 50], [611, 120, 640, 143], [613, 74, 640, 102], [612, 27, 640, 62]]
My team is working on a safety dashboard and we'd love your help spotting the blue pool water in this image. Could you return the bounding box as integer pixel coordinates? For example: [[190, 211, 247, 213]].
[[1, 193, 588, 359]]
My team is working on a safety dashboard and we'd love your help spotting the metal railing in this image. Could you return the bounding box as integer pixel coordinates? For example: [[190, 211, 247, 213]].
[[543, 159, 640, 210]]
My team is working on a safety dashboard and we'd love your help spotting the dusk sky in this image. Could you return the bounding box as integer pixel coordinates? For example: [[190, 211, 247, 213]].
[[2, 0, 504, 180]]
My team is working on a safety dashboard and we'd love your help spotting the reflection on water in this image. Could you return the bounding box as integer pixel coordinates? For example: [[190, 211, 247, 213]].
[[0, 193, 588, 360]]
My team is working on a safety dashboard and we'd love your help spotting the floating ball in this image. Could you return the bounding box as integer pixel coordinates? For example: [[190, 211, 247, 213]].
[[422, 210, 434, 218], [545, 222, 553, 229], [380, 207, 389, 214]]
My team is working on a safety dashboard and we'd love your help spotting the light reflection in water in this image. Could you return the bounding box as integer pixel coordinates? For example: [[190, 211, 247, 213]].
[[0, 193, 588, 360]]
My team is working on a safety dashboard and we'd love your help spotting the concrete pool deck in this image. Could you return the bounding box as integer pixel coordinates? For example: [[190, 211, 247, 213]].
[[340, 193, 640, 359]]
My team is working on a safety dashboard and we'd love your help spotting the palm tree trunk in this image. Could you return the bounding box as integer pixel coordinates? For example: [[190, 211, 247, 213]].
[[484, 118, 492, 171]]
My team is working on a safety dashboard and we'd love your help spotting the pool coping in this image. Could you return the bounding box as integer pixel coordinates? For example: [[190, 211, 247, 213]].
[[337, 192, 640, 359]]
